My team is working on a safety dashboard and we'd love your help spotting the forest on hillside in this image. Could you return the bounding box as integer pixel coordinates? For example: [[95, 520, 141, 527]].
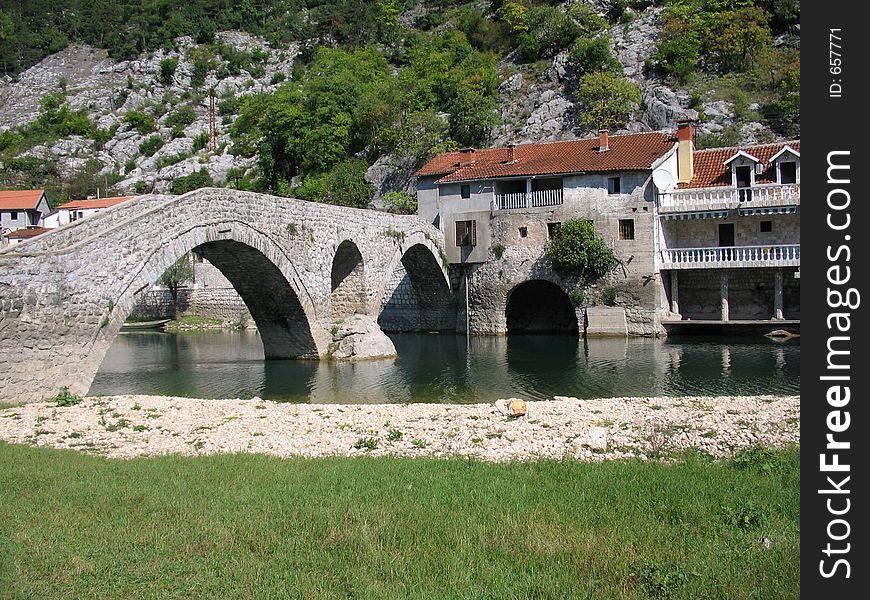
[[0, 1, 799, 205]]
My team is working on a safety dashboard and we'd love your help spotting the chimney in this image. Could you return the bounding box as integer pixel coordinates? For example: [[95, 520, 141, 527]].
[[507, 144, 516, 163], [677, 120, 694, 184], [598, 130, 609, 152]]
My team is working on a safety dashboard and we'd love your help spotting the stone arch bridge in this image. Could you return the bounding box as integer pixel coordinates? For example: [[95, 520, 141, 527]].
[[0, 189, 452, 403]]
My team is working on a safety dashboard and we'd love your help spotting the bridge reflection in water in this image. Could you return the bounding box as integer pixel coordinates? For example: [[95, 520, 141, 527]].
[[90, 331, 800, 404]]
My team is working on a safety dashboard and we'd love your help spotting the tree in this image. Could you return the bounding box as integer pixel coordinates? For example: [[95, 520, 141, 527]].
[[383, 191, 417, 215], [171, 168, 214, 195], [322, 160, 375, 209], [159, 253, 194, 319], [448, 85, 499, 148], [546, 218, 616, 281], [576, 71, 641, 130]]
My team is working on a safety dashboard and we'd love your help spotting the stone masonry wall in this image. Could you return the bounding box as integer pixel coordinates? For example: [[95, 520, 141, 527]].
[[674, 267, 800, 321], [465, 171, 662, 336]]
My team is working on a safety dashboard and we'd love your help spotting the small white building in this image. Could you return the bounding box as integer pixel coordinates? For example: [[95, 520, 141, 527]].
[[53, 196, 134, 226]]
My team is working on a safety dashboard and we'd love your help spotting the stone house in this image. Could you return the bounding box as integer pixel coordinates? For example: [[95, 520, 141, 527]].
[[415, 131, 679, 336], [655, 122, 800, 323], [0, 189, 51, 233], [415, 123, 800, 336]]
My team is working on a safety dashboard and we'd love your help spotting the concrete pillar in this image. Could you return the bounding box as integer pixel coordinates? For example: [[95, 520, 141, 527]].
[[720, 270, 729, 321], [774, 268, 784, 319], [525, 178, 533, 208], [670, 271, 679, 315]]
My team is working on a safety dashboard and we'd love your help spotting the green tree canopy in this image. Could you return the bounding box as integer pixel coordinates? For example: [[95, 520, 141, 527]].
[[576, 71, 641, 130], [546, 218, 617, 280]]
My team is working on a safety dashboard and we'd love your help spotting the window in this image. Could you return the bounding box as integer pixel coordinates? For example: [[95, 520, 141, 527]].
[[546, 222, 561, 239], [10, 211, 18, 220], [618, 219, 635, 240], [607, 177, 621, 194], [779, 161, 797, 184], [455, 220, 476, 247], [460, 184, 471, 199], [760, 220, 772, 233], [518, 226, 528, 238]]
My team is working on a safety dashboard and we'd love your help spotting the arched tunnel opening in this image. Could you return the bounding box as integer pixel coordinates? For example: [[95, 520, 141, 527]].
[[506, 280, 578, 335]]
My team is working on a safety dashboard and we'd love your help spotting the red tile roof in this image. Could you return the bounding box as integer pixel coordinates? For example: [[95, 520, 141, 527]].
[[679, 141, 800, 189], [57, 196, 134, 210], [3, 226, 51, 239], [416, 132, 678, 183], [0, 189, 45, 211]]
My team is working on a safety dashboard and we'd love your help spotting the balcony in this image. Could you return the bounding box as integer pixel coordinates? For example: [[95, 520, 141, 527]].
[[494, 188, 563, 210], [658, 183, 799, 215], [660, 244, 800, 269]]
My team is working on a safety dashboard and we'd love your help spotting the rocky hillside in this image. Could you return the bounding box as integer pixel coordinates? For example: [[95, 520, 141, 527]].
[[0, 1, 799, 206]]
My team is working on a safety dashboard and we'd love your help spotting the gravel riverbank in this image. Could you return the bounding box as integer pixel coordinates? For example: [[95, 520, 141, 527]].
[[0, 395, 799, 461]]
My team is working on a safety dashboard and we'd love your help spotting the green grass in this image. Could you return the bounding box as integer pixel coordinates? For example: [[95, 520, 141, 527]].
[[0, 443, 799, 599]]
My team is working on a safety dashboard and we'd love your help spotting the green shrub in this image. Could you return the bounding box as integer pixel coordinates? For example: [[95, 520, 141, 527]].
[[138, 135, 164, 157], [53, 386, 82, 407], [124, 110, 156, 135], [192, 131, 210, 152], [171, 168, 214, 195], [491, 243, 505, 259], [383, 191, 416, 215], [546, 218, 617, 280], [575, 71, 641, 129], [603, 286, 618, 306], [134, 180, 149, 193], [165, 104, 197, 129], [159, 57, 179, 85]]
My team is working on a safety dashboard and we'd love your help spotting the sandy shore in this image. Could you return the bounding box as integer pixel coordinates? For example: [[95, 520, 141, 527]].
[[0, 394, 799, 461]]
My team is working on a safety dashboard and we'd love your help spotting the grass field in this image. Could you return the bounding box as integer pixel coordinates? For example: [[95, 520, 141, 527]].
[[0, 443, 799, 599]]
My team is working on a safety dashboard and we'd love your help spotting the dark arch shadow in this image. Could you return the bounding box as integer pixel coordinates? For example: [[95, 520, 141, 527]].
[[379, 243, 453, 332], [194, 240, 320, 359], [330, 240, 367, 315], [506, 280, 579, 335]]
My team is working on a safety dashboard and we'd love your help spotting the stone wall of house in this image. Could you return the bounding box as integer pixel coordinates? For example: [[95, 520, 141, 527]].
[[673, 267, 800, 321], [663, 213, 799, 248], [463, 173, 662, 336]]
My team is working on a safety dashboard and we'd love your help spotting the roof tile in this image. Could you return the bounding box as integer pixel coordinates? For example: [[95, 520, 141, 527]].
[[0, 189, 45, 211], [680, 141, 800, 189], [415, 132, 677, 183]]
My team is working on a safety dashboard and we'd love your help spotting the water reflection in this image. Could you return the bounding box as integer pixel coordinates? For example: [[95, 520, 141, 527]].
[[89, 331, 800, 403]]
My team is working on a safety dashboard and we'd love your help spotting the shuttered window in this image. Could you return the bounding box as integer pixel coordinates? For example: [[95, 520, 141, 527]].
[[455, 220, 477, 247]]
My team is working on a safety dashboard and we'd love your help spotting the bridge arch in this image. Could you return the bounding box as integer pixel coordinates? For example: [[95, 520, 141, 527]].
[[330, 239, 367, 317], [82, 222, 326, 398], [378, 233, 453, 332], [506, 279, 579, 335]]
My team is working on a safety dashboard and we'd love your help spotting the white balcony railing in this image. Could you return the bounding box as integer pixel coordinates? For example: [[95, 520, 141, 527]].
[[661, 244, 800, 269], [494, 188, 563, 210], [658, 183, 800, 213]]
